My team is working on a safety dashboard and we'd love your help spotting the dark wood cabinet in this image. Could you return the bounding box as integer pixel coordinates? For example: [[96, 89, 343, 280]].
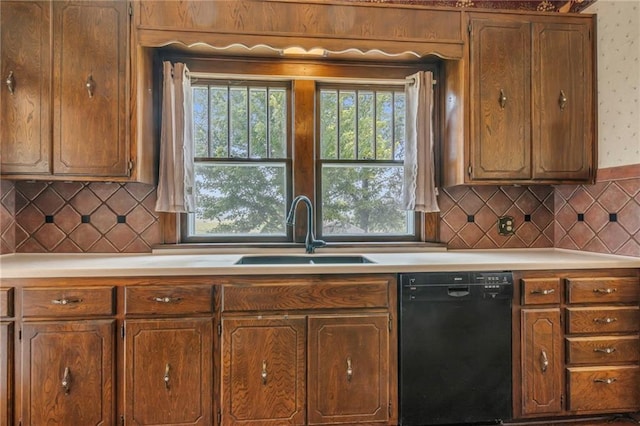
[[221, 317, 306, 426], [0, 322, 13, 426], [448, 12, 596, 186], [521, 308, 564, 416], [20, 320, 115, 425], [308, 314, 390, 425], [0, 1, 51, 175], [124, 318, 213, 426]]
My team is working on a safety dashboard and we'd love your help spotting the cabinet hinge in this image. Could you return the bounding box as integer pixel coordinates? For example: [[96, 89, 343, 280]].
[[217, 323, 222, 336], [127, 160, 134, 173], [388, 318, 392, 332], [121, 414, 125, 425], [560, 394, 564, 408], [18, 328, 21, 340], [388, 402, 392, 417], [467, 165, 472, 177], [217, 411, 222, 425], [128, 3, 133, 16], [121, 324, 125, 339], [468, 22, 472, 34]]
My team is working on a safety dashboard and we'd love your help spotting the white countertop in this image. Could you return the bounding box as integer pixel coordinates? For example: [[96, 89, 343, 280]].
[[0, 248, 638, 279]]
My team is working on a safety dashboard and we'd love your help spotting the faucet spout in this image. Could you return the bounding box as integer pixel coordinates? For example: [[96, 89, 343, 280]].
[[286, 195, 326, 253]]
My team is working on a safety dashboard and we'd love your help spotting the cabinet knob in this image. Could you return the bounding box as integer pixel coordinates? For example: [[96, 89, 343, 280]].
[[164, 363, 171, 389], [5, 71, 15, 94], [61, 367, 71, 394], [346, 357, 353, 382], [261, 360, 268, 385], [558, 90, 567, 111], [499, 89, 507, 109], [540, 350, 549, 373]]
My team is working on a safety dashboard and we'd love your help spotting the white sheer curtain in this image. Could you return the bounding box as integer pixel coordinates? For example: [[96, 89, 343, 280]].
[[402, 71, 439, 213], [155, 62, 195, 213]]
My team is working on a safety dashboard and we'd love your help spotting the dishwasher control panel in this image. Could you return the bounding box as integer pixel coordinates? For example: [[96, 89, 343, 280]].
[[400, 271, 513, 302]]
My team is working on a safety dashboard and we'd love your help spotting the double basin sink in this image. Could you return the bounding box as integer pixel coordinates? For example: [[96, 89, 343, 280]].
[[235, 254, 375, 265]]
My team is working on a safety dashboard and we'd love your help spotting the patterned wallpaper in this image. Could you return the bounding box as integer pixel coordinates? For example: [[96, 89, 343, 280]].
[[588, 0, 640, 168]]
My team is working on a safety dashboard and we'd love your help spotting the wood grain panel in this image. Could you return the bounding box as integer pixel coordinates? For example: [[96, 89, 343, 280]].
[[221, 317, 306, 425], [307, 314, 389, 424], [567, 366, 640, 412], [0, 288, 13, 318], [124, 285, 213, 315], [566, 307, 639, 334], [22, 286, 115, 317], [125, 318, 213, 426], [0, 1, 51, 174], [21, 320, 115, 426], [521, 308, 563, 416], [567, 277, 639, 304], [521, 278, 561, 305], [566, 336, 640, 365], [222, 279, 389, 312]]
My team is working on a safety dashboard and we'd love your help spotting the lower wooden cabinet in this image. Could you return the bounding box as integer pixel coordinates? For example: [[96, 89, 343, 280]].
[[125, 318, 213, 426], [521, 308, 563, 416], [221, 317, 306, 425], [0, 322, 13, 426], [20, 320, 115, 425]]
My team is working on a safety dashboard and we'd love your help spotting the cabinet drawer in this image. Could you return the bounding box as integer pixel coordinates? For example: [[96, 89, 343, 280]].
[[0, 287, 13, 317], [566, 307, 639, 334], [22, 286, 115, 317], [567, 277, 639, 304], [566, 336, 639, 364], [125, 285, 213, 315], [223, 278, 389, 312], [567, 366, 639, 412], [521, 278, 561, 305]]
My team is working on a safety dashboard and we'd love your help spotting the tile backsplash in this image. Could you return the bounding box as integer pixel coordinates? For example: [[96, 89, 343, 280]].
[[2, 181, 161, 253]]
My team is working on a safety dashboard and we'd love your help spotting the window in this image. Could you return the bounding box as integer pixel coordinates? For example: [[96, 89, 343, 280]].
[[179, 58, 438, 245]]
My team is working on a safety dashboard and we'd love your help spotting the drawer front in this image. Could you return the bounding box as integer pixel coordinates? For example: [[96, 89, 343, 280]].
[[223, 279, 389, 312], [566, 306, 639, 334], [567, 277, 639, 304], [22, 286, 115, 317], [566, 335, 640, 364], [125, 285, 213, 315], [567, 366, 640, 412], [521, 278, 561, 305], [0, 287, 13, 317]]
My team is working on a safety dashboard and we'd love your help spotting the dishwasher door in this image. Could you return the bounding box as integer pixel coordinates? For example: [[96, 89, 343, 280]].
[[399, 272, 513, 425]]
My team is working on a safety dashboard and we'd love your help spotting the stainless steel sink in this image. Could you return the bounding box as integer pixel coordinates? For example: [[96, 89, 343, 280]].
[[234, 254, 375, 265]]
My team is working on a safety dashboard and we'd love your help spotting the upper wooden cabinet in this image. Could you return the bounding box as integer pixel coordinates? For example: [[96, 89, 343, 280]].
[[1, 0, 154, 183], [446, 12, 595, 186]]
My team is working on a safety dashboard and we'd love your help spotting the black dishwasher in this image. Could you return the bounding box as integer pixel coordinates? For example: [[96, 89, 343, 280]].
[[399, 272, 513, 425]]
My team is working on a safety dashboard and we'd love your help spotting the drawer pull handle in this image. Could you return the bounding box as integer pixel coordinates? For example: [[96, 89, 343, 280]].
[[540, 350, 549, 373], [593, 288, 617, 294], [86, 74, 96, 98], [531, 288, 555, 295], [152, 296, 182, 304], [6, 71, 15, 94], [593, 377, 617, 384], [261, 360, 268, 385], [346, 357, 353, 382], [559, 90, 568, 111], [593, 317, 617, 324], [594, 347, 616, 354], [61, 367, 71, 394], [164, 363, 170, 389], [51, 298, 83, 305]]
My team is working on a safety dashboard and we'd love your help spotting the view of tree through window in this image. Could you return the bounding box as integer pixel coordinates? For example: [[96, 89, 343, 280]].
[[318, 86, 413, 237]]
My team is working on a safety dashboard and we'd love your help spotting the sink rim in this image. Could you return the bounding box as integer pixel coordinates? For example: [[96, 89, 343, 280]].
[[234, 254, 375, 265]]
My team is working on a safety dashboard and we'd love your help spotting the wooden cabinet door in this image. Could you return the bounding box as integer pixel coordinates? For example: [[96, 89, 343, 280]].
[[521, 308, 563, 416], [308, 314, 390, 425], [469, 16, 531, 181], [0, 1, 51, 175], [21, 320, 115, 425], [52, 1, 129, 177], [221, 317, 306, 426], [124, 318, 213, 426], [532, 21, 593, 181], [0, 322, 13, 426]]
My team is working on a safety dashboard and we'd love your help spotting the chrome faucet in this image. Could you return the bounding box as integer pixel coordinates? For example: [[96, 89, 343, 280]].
[[286, 195, 326, 253]]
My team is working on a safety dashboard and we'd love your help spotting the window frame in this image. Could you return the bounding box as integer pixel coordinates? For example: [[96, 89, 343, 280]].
[[167, 54, 442, 247]]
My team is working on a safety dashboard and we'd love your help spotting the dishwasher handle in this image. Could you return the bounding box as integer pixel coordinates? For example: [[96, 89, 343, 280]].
[[447, 286, 470, 297]]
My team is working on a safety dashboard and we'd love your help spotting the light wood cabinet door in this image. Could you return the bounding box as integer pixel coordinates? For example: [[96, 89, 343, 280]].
[[21, 320, 115, 425], [0, 322, 13, 426], [308, 314, 390, 425], [52, 0, 129, 177], [521, 308, 563, 416], [221, 317, 306, 426], [469, 15, 531, 181], [124, 318, 213, 426], [532, 21, 594, 181], [0, 1, 51, 175]]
